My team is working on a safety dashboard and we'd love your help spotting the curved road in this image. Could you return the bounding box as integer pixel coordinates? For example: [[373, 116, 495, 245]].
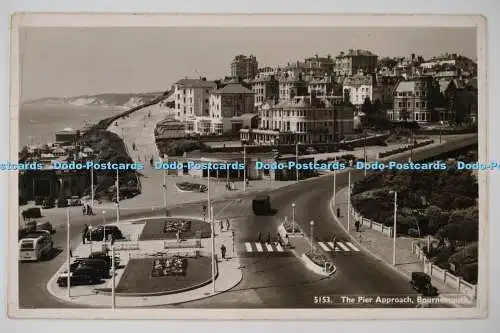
[[19, 135, 476, 308]]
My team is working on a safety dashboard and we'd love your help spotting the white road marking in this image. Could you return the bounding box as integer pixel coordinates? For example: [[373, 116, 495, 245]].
[[318, 242, 331, 252], [328, 242, 341, 251], [265, 243, 274, 252], [275, 243, 284, 252], [255, 243, 264, 252], [245, 242, 253, 252], [337, 242, 350, 251], [346, 242, 360, 251]]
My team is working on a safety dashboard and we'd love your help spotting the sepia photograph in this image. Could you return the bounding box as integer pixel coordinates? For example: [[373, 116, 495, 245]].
[[7, 13, 488, 319]]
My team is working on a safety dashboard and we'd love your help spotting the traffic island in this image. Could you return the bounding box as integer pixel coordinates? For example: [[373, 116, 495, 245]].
[[277, 219, 337, 277]]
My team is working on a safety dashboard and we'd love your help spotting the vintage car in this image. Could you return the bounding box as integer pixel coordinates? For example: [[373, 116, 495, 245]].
[[410, 272, 439, 296], [71, 258, 110, 278], [57, 265, 102, 287], [21, 207, 42, 220], [85, 225, 124, 242]]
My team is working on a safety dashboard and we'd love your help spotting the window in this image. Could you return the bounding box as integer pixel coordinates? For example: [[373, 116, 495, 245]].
[[416, 113, 419, 121], [399, 102, 402, 107], [416, 102, 420, 108]]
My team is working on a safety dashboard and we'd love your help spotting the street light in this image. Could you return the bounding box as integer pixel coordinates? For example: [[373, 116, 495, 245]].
[[347, 171, 351, 232], [295, 141, 300, 183], [243, 145, 247, 192], [88, 225, 93, 253], [439, 120, 444, 144], [163, 154, 168, 217], [363, 130, 367, 176], [66, 208, 71, 299], [390, 190, 398, 266], [210, 203, 216, 294], [111, 245, 116, 309], [291, 203, 296, 233], [102, 210, 107, 246], [309, 220, 315, 252]]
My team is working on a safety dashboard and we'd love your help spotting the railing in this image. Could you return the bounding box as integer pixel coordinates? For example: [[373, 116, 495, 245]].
[[412, 242, 477, 301], [350, 206, 393, 237], [164, 239, 202, 249]]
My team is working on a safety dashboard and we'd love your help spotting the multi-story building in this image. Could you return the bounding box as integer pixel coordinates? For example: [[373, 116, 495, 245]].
[[372, 76, 400, 110], [231, 55, 259, 81], [307, 74, 334, 99], [154, 120, 186, 140], [278, 71, 308, 101], [240, 95, 354, 145], [303, 54, 335, 75], [258, 66, 281, 77], [387, 76, 440, 123], [419, 53, 477, 77], [209, 83, 255, 135], [342, 72, 374, 106], [251, 74, 279, 108], [334, 49, 378, 77], [173, 78, 217, 126]]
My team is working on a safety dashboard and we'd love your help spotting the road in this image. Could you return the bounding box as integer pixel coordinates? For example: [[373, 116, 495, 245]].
[[18, 135, 476, 308]]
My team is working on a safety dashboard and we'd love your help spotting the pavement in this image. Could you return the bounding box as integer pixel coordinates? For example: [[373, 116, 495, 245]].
[[330, 186, 463, 298], [45, 217, 243, 307], [18, 134, 478, 309]]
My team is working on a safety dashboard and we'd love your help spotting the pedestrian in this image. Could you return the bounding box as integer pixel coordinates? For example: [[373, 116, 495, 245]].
[[332, 236, 337, 252], [336, 208, 340, 218], [226, 219, 230, 231], [82, 224, 88, 244], [355, 220, 360, 232], [221, 244, 227, 259], [266, 232, 271, 244], [69, 246, 73, 258], [257, 232, 262, 243], [83, 205, 87, 215], [219, 219, 224, 231], [285, 234, 289, 248], [276, 233, 281, 246]]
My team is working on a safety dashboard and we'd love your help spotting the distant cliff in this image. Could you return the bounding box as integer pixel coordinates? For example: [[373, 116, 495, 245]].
[[24, 92, 165, 109]]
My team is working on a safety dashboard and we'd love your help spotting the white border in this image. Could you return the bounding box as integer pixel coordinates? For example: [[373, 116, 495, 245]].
[[6, 12, 488, 321]]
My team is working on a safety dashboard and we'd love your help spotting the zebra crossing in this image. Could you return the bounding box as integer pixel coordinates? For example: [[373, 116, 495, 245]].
[[317, 241, 360, 253]]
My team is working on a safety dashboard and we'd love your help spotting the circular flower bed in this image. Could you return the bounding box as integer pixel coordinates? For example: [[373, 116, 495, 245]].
[[283, 220, 301, 234], [151, 257, 188, 277], [176, 182, 208, 192], [163, 219, 191, 233]]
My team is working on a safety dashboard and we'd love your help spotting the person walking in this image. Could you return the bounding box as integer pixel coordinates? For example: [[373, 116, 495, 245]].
[[83, 205, 87, 215], [266, 232, 271, 245], [82, 224, 88, 244], [219, 219, 224, 232], [226, 219, 230, 231], [284, 234, 289, 248], [220, 244, 227, 260], [257, 232, 262, 243], [336, 208, 340, 218]]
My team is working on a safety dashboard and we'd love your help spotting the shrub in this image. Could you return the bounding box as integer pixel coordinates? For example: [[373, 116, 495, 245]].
[[305, 250, 330, 267], [283, 220, 300, 233]]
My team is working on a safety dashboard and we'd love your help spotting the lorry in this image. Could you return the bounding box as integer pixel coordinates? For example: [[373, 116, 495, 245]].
[[252, 195, 271, 215]]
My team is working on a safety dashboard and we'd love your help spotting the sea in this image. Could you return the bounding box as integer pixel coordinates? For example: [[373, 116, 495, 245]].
[[19, 103, 126, 149]]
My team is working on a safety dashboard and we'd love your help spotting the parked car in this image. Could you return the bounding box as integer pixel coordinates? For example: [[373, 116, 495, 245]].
[[85, 225, 124, 242], [56, 198, 69, 208], [88, 251, 121, 267], [410, 272, 438, 296], [42, 197, 55, 209], [21, 207, 42, 220], [71, 258, 110, 278], [68, 196, 82, 206], [56, 265, 102, 287], [34, 196, 44, 206], [305, 146, 317, 154]]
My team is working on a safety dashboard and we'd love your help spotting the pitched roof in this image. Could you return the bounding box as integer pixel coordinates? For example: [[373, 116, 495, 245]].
[[395, 81, 416, 92], [175, 79, 217, 88], [212, 83, 254, 94]]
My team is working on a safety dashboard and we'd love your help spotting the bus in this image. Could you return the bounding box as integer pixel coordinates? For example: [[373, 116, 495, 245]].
[[18, 230, 53, 262]]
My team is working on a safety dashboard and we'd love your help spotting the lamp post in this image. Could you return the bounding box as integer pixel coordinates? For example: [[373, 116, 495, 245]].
[[66, 208, 71, 299], [392, 191, 398, 266], [439, 120, 444, 144], [163, 154, 168, 217], [210, 203, 216, 294], [363, 130, 367, 176], [90, 167, 94, 209], [243, 145, 246, 192], [295, 141, 299, 183], [347, 171, 351, 232], [333, 155, 337, 207], [309, 220, 315, 252], [102, 210, 106, 247], [111, 245, 116, 309], [89, 225, 93, 253], [115, 169, 120, 223], [291, 203, 296, 233]]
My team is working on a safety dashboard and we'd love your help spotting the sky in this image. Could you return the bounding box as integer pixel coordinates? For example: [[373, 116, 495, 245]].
[[18, 27, 477, 101]]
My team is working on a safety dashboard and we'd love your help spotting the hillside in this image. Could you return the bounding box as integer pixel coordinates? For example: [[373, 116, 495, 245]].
[[24, 92, 166, 109]]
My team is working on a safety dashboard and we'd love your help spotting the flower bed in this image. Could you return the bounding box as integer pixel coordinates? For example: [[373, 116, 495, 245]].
[[282, 219, 301, 234], [151, 257, 188, 277], [305, 250, 330, 267], [176, 182, 208, 192], [163, 219, 191, 233], [378, 140, 434, 158]]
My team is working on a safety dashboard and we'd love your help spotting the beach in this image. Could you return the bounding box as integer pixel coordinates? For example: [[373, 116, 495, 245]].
[[19, 103, 126, 148]]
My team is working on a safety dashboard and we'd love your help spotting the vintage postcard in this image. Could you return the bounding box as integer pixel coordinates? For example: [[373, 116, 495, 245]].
[[7, 13, 488, 319]]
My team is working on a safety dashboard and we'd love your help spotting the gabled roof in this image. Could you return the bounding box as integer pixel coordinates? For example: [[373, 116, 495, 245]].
[[212, 83, 254, 95]]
